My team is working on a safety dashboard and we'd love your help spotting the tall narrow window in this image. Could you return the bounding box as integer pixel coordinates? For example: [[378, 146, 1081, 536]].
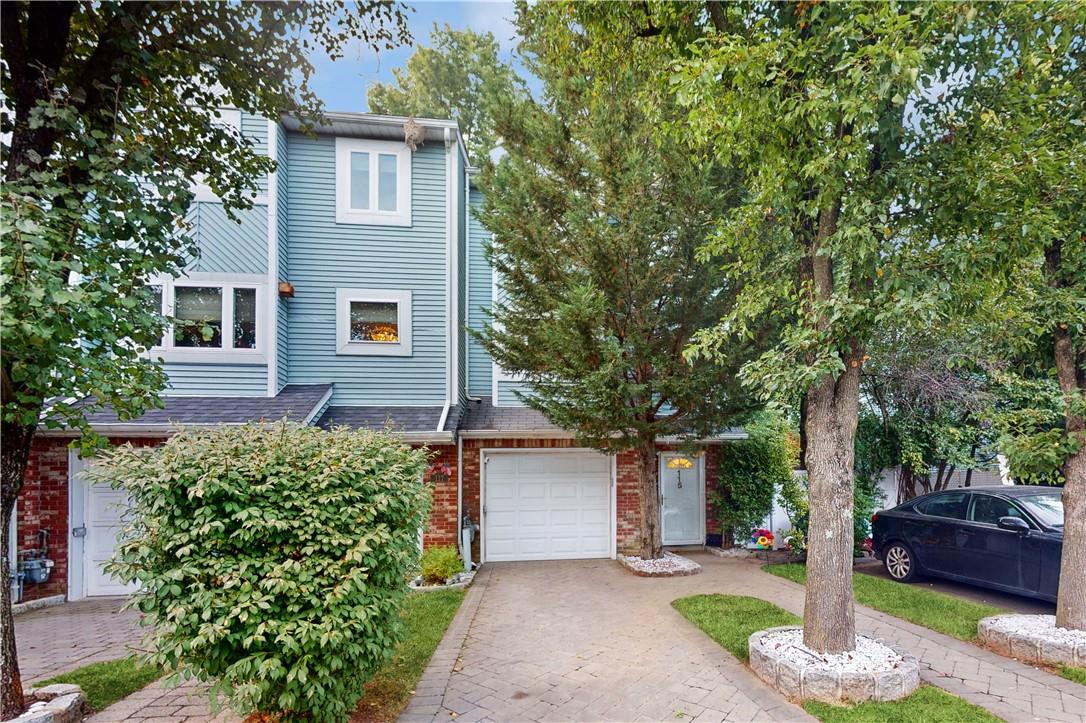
[[378, 153, 397, 211], [350, 151, 370, 210], [233, 288, 257, 349], [174, 287, 223, 347]]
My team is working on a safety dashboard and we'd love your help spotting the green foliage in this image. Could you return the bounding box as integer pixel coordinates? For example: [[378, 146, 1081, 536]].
[[803, 685, 1001, 723], [712, 414, 796, 545], [762, 564, 1003, 642], [672, 594, 800, 663], [420, 546, 463, 585], [38, 658, 160, 712], [357, 589, 465, 722], [1058, 666, 1086, 686], [475, 2, 761, 455], [367, 24, 528, 166], [0, 2, 409, 442], [987, 371, 1077, 486], [99, 423, 429, 722], [776, 471, 873, 553]]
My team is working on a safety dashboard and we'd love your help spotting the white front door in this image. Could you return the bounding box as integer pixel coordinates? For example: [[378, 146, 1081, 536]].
[[484, 451, 613, 562], [660, 453, 704, 546], [71, 454, 138, 598]]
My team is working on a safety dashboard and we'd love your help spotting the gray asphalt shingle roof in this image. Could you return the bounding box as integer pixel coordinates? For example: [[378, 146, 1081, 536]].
[[316, 404, 461, 433], [76, 384, 332, 427], [460, 397, 564, 432]]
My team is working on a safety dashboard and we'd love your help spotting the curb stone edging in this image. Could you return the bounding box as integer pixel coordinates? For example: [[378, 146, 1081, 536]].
[[13, 595, 66, 616], [748, 626, 921, 704], [978, 614, 1086, 668], [10, 684, 87, 723]]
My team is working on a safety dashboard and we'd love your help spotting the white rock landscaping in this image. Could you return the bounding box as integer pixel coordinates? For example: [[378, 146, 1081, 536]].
[[748, 626, 920, 703], [978, 613, 1086, 668], [8, 684, 87, 723], [618, 551, 702, 577], [408, 569, 476, 591]]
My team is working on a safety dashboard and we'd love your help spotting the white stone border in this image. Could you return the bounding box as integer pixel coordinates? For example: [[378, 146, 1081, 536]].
[[12, 594, 65, 616], [978, 614, 1086, 668], [408, 570, 476, 592], [748, 626, 921, 703]]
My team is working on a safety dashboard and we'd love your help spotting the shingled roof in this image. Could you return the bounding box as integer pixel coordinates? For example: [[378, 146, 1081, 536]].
[[46, 384, 333, 433]]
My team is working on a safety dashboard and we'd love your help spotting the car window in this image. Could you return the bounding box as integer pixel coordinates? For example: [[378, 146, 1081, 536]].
[[915, 492, 968, 520], [969, 495, 1030, 527], [1020, 493, 1063, 527]]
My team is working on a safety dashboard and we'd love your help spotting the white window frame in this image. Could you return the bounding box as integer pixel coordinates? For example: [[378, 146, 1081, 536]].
[[336, 287, 413, 357], [335, 137, 412, 226], [149, 273, 267, 364]]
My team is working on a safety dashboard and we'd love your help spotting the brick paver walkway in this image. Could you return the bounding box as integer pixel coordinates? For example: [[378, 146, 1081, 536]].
[[401, 554, 1086, 723], [16, 555, 1085, 722], [15, 597, 143, 683]]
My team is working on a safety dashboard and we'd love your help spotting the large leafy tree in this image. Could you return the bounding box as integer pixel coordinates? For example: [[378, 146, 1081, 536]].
[[0, 2, 409, 714], [670, 2, 980, 653], [476, 1, 763, 560], [367, 24, 528, 165], [913, 1, 1085, 629]]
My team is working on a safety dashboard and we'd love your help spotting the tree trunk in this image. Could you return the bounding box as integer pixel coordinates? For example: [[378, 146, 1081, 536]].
[[1, 423, 35, 718], [802, 359, 861, 654], [1053, 324, 1086, 631], [636, 439, 662, 559]]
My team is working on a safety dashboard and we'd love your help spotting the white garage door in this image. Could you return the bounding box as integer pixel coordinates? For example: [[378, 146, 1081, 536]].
[[484, 451, 612, 562]]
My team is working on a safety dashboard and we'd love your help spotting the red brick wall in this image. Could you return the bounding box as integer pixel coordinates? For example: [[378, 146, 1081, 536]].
[[17, 435, 163, 601], [460, 438, 719, 558], [418, 444, 458, 548]]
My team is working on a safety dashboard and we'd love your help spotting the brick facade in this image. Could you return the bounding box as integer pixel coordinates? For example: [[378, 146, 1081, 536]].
[[17, 431, 724, 600], [461, 438, 722, 559], [419, 444, 458, 548]]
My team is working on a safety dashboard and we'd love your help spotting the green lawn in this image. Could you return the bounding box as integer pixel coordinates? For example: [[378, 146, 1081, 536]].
[[803, 685, 1001, 723], [762, 563, 1003, 642], [353, 588, 465, 722], [673, 594, 999, 723], [37, 658, 161, 711], [1058, 665, 1086, 685]]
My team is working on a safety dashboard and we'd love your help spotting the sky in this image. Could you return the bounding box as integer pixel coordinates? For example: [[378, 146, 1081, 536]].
[[307, 1, 536, 114]]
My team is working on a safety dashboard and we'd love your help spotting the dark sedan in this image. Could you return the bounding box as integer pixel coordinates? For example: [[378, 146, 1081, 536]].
[[871, 486, 1064, 601]]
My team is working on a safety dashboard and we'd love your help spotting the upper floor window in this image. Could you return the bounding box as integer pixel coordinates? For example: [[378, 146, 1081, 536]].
[[149, 274, 265, 363], [335, 138, 412, 226], [336, 288, 412, 356]]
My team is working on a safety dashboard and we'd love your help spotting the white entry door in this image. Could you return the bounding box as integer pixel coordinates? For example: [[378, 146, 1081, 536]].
[[484, 451, 612, 562], [660, 453, 704, 545], [71, 454, 138, 597]]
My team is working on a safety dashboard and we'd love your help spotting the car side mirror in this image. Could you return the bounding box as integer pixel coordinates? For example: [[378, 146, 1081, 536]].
[[997, 516, 1030, 533]]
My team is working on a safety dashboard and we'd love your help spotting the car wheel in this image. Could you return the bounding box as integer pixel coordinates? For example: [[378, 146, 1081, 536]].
[[884, 542, 919, 582]]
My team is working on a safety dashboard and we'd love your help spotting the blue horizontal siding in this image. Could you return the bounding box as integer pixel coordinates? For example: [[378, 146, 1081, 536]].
[[467, 188, 492, 397], [496, 380, 532, 406], [185, 202, 267, 274], [163, 363, 267, 396], [283, 133, 448, 406]]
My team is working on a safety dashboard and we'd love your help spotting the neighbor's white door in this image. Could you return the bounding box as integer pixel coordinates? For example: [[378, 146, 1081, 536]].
[[483, 451, 612, 562], [76, 456, 138, 597], [660, 453, 703, 546]]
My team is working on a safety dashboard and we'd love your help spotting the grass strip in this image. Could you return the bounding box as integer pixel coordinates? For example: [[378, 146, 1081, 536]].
[[37, 658, 161, 711], [353, 588, 465, 722], [673, 593, 1000, 723], [762, 563, 1003, 642]]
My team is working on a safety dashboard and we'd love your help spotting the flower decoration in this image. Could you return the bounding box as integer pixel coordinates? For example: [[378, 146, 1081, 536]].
[[425, 462, 452, 483], [750, 528, 775, 549]]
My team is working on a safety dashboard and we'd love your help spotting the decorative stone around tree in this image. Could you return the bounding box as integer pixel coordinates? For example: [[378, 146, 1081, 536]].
[[9, 684, 86, 723], [978, 614, 1086, 668], [748, 626, 920, 703], [618, 552, 702, 577]]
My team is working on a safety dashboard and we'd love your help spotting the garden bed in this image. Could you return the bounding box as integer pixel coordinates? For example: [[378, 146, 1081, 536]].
[[408, 569, 475, 591], [618, 551, 701, 577], [978, 614, 1086, 668]]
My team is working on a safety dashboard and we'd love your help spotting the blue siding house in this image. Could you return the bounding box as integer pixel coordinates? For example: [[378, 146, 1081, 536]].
[[22, 110, 741, 602]]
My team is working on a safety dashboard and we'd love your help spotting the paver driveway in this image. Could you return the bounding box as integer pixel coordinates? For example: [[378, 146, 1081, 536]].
[[402, 553, 1086, 723], [401, 558, 812, 723]]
